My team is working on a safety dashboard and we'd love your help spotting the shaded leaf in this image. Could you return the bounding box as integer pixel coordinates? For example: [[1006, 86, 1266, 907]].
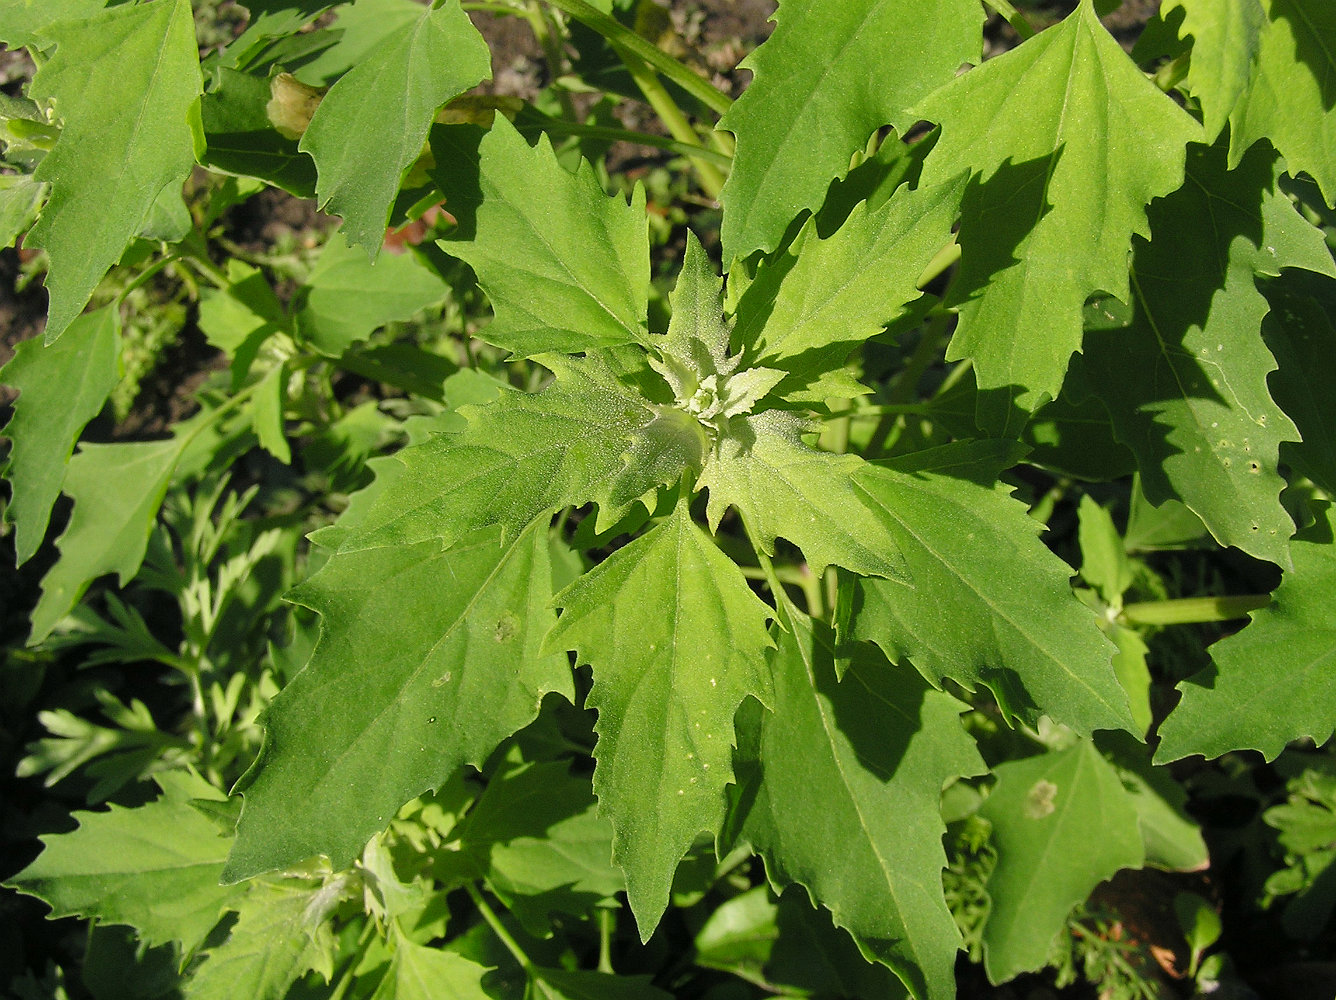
[[1165, 0, 1266, 142], [842, 442, 1132, 735], [911, 0, 1200, 416], [728, 599, 983, 1000], [1156, 503, 1336, 763], [1082, 142, 1334, 568], [718, 0, 981, 261]]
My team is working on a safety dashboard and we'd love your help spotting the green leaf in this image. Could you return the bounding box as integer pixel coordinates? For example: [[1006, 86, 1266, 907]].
[[718, 0, 982, 261], [198, 68, 317, 197], [979, 741, 1145, 982], [910, 0, 1201, 417], [728, 601, 982, 1000], [184, 880, 339, 1000], [370, 931, 493, 1000], [299, 0, 489, 253], [1077, 494, 1133, 608], [296, 230, 449, 355], [0, 176, 46, 248], [438, 119, 649, 357], [0, 0, 109, 47], [544, 497, 775, 935], [337, 353, 698, 553], [223, 520, 573, 881], [1082, 142, 1334, 568], [842, 442, 1132, 735], [1229, 0, 1336, 206], [452, 759, 622, 935], [198, 260, 291, 384], [1165, 0, 1266, 142], [1099, 733, 1209, 872], [732, 177, 965, 402], [30, 433, 195, 644], [1156, 503, 1336, 763], [1264, 274, 1336, 496], [6, 779, 242, 955], [1, 306, 120, 564], [25, 0, 201, 342], [699, 409, 907, 579]]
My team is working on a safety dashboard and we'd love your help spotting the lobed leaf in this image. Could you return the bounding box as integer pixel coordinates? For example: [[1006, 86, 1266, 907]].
[[6, 777, 242, 956], [698, 409, 908, 580], [1229, 0, 1336, 206], [0, 306, 120, 565], [337, 352, 700, 553], [24, 0, 201, 343], [224, 521, 573, 881], [439, 119, 650, 357], [841, 441, 1133, 735], [979, 741, 1145, 982], [1082, 142, 1335, 568], [300, 0, 490, 253], [911, 0, 1201, 420], [544, 497, 775, 935], [1165, 0, 1266, 142], [718, 0, 981, 262], [728, 600, 984, 1000], [1155, 503, 1336, 763]]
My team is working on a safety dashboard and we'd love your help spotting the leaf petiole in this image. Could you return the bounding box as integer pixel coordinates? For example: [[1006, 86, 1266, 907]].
[[982, 0, 1038, 40], [1119, 594, 1271, 627], [465, 882, 535, 973]]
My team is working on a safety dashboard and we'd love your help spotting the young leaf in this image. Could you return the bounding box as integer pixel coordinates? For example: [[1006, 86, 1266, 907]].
[[841, 442, 1132, 735], [979, 741, 1145, 983], [1082, 142, 1335, 568], [336, 352, 700, 554], [439, 119, 649, 357], [25, 0, 201, 342], [224, 521, 573, 882], [184, 879, 339, 1000], [30, 434, 195, 644], [1164, 0, 1266, 142], [544, 497, 775, 935], [299, 0, 489, 253], [295, 229, 448, 356], [1155, 503, 1336, 763], [698, 410, 908, 580], [732, 177, 965, 403], [1, 306, 119, 564], [910, 0, 1201, 417], [727, 601, 984, 1000], [1229, 0, 1336, 205], [6, 780, 243, 956], [718, 0, 982, 261]]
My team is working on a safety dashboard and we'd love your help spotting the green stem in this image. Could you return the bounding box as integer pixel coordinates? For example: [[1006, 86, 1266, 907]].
[[982, 0, 1037, 40], [114, 255, 176, 309], [541, 0, 733, 117], [524, 1, 579, 122], [539, 118, 731, 165], [915, 240, 961, 290], [616, 44, 727, 200], [1153, 51, 1191, 94], [1119, 594, 1270, 627], [824, 402, 931, 420], [597, 907, 615, 974], [466, 883, 535, 973]]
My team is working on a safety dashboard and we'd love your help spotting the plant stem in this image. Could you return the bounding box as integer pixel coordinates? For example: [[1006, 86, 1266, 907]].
[[538, 118, 731, 165], [523, 1, 579, 122], [466, 882, 535, 973], [616, 44, 727, 200], [541, 0, 733, 117], [597, 907, 615, 973], [982, 0, 1037, 40], [1119, 594, 1270, 627]]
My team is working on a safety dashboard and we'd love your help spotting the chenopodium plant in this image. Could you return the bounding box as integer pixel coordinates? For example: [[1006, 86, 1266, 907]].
[[4, 0, 1336, 996]]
